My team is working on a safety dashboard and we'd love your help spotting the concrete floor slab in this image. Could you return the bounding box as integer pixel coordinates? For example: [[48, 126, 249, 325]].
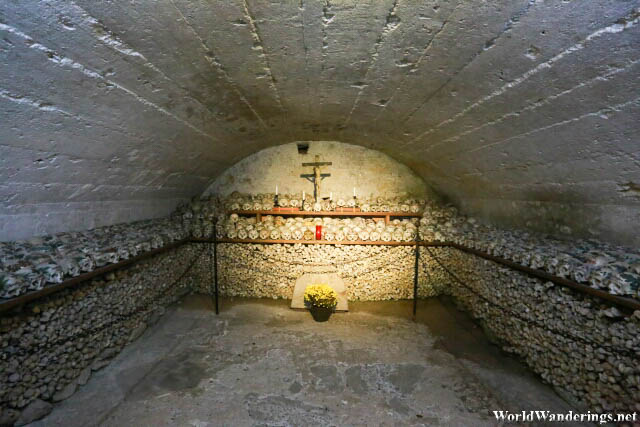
[[33, 295, 587, 427]]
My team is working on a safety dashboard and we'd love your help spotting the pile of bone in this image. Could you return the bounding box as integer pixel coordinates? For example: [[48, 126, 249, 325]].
[[200, 243, 439, 301], [218, 215, 419, 242], [440, 247, 640, 413], [419, 203, 640, 299], [172, 196, 220, 237], [0, 246, 194, 421], [0, 218, 187, 299], [220, 191, 426, 213]]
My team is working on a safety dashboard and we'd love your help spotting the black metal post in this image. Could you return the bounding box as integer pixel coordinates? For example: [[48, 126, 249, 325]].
[[213, 231, 219, 315], [413, 239, 419, 319], [208, 241, 213, 311]]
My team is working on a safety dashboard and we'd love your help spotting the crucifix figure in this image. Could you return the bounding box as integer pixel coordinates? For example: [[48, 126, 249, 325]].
[[300, 155, 332, 201]]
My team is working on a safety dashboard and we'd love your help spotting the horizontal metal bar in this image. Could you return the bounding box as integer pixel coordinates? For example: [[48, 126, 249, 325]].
[[230, 210, 421, 217], [442, 242, 640, 312], [2, 235, 637, 316]]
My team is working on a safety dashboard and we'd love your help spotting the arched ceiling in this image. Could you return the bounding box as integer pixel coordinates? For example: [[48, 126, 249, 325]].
[[1, 0, 639, 244]]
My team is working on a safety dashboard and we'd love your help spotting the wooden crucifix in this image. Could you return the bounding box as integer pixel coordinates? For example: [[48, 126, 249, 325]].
[[300, 155, 332, 201]]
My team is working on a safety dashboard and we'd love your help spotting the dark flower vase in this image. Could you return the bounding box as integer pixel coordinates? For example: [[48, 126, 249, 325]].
[[309, 306, 334, 322]]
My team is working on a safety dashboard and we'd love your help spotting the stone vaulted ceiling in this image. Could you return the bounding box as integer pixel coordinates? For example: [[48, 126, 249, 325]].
[[1, 0, 639, 244]]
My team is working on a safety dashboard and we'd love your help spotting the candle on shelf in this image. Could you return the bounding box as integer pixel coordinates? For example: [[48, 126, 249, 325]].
[[275, 185, 278, 195], [330, 192, 332, 201], [303, 191, 305, 200], [353, 187, 356, 197]]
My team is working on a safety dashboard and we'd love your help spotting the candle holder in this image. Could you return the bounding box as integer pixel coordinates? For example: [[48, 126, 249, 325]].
[[273, 193, 279, 208], [353, 195, 358, 212]]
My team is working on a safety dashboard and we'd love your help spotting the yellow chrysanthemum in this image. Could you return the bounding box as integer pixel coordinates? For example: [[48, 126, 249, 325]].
[[304, 284, 338, 309]]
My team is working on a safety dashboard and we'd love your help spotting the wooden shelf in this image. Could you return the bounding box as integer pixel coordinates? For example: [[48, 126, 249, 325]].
[[231, 209, 420, 217], [228, 209, 421, 224], [198, 238, 417, 246]]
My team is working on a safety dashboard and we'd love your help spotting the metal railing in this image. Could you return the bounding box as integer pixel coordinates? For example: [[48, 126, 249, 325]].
[[1, 238, 638, 316]]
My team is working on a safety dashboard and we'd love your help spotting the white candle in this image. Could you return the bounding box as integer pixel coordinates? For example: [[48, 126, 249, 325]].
[[303, 191, 305, 200], [275, 185, 278, 195], [353, 187, 356, 197], [330, 192, 332, 200]]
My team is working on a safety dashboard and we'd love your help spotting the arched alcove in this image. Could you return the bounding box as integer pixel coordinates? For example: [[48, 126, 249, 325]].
[[203, 141, 434, 200]]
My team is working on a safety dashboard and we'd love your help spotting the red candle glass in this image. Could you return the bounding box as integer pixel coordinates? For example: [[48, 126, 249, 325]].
[[315, 225, 322, 240]]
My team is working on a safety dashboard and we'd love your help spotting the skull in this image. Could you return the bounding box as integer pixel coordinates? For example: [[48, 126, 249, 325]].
[[403, 229, 416, 242]]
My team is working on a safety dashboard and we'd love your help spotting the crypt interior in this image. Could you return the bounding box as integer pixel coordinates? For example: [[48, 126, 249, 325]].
[[1, 0, 640, 425]]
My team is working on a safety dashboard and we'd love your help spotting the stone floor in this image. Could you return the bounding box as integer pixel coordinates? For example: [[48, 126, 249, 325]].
[[33, 294, 587, 427]]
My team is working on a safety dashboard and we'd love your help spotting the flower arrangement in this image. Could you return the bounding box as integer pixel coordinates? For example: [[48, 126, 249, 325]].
[[304, 284, 338, 309]]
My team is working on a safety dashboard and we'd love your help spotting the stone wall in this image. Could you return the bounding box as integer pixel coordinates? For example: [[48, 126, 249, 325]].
[[203, 141, 432, 201], [190, 243, 441, 301], [0, 244, 203, 425]]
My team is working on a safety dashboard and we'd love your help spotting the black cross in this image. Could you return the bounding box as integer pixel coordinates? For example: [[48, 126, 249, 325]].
[[300, 159, 332, 201]]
